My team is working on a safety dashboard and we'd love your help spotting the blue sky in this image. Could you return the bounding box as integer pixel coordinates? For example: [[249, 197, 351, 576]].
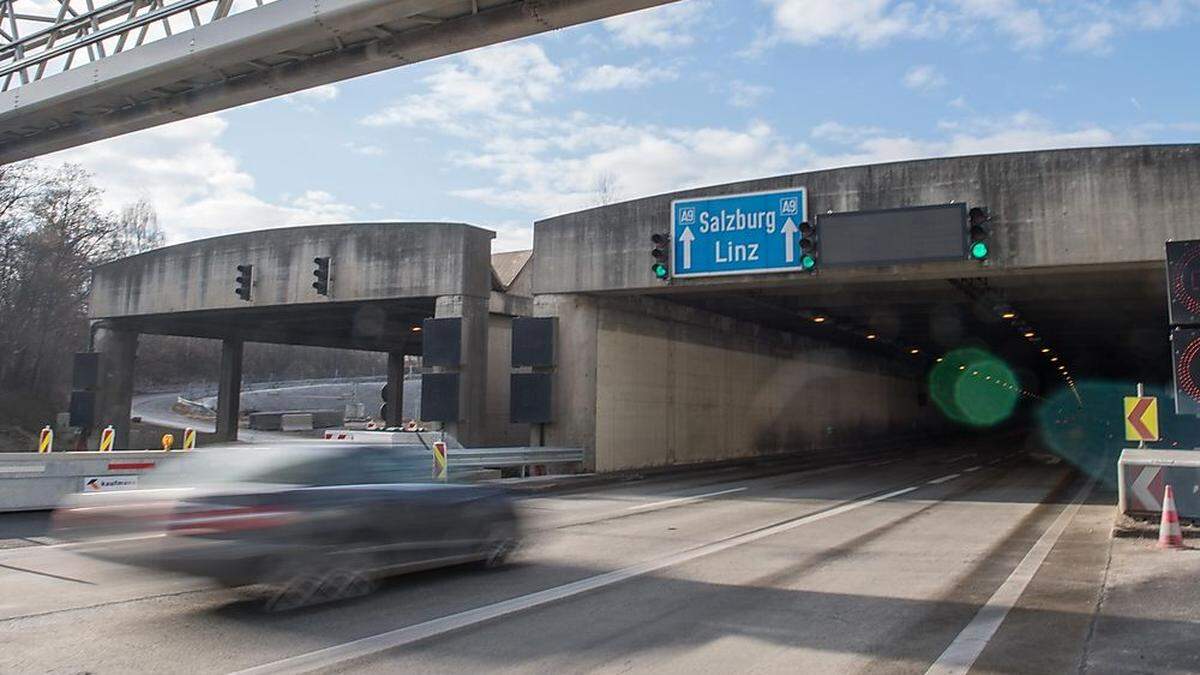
[[47, 0, 1200, 251]]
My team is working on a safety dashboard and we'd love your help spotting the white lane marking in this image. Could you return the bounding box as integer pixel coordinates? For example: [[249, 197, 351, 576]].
[[871, 459, 900, 466], [625, 487, 747, 511], [927, 473, 960, 485], [964, 466, 982, 473], [233, 484, 922, 675], [925, 478, 1094, 675], [0, 533, 168, 560]]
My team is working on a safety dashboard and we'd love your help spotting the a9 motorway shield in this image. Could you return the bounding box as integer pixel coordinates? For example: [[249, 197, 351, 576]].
[[672, 187, 808, 278]]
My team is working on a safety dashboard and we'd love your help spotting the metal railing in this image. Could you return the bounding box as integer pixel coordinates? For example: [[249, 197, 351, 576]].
[[448, 447, 584, 471], [0, 0, 276, 91]]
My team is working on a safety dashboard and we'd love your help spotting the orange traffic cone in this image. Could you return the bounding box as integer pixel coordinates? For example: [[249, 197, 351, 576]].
[[1158, 484, 1185, 549]]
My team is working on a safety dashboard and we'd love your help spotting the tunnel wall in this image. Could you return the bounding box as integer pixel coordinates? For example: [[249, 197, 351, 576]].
[[538, 294, 948, 472], [533, 144, 1200, 294]]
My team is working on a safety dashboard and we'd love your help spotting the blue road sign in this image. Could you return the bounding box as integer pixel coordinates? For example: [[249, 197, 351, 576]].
[[671, 187, 808, 278]]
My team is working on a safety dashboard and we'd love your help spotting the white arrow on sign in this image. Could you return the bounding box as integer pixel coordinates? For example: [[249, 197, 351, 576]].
[[679, 226, 695, 269], [1132, 465, 1161, 511], [781, 217, 798, 263]]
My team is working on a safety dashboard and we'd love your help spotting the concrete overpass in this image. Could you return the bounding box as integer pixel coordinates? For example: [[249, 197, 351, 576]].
[[84, 145, 1200, 471], [87, 221, 532, 448], [0, 0, 678, 163]]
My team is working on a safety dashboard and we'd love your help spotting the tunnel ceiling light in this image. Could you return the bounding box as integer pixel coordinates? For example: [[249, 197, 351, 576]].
[[910, 348, 920, 354], [1041, 348, 1051, 353], [411, 326, 422, 333], [813, 316, 827, 323], [866, 333, 878, 340], [936, 357, 944, 362], [1023, 331, 1036, 338], [1001, 311, 1017, 319], [1051, 357, 1059, 362]]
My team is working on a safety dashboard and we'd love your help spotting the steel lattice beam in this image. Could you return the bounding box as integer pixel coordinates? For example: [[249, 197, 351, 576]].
[[0, 0, 679, 164]]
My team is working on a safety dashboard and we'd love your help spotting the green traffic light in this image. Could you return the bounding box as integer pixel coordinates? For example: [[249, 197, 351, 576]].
[[651, 262, 669, 279], [800, 254, 816, 270], [970, 241, 989, 260]]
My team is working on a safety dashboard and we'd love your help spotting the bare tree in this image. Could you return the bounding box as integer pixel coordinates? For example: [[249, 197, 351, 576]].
[[109, 198, 165, 258], [592, 170, 619, 207]]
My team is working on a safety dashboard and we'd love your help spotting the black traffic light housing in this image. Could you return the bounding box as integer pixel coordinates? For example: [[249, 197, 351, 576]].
[[968, 207, 990, 261], [1166, 240, 1200, 325], [798, 221, 817, 271], [235, 264, 253, 301], [650, 233, 670, 281], [312, 256, 331, 295]]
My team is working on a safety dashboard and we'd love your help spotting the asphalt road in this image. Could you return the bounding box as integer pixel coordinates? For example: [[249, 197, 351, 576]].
[[0, 441, 1117, 674]]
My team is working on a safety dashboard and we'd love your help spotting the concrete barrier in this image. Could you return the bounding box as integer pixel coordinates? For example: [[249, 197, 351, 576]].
[[0, 451, 192, 512], [1118, 448, 1200, 519]]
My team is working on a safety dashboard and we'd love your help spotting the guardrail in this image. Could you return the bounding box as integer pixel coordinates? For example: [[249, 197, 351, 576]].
[[448, 447, 584, 473], [1118, 448, 1200, 519], [0, 451, 192, 512]]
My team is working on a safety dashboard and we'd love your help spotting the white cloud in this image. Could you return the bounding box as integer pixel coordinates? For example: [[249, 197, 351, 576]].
[[452, 120, 803, 216], [343, 141, 387, 156], [602, 1, 709, 48], [1068, 21, 1115, 53], [811, 121, 884, 143], [361, 43, 561, 132], [575, 63, 678, 91], [760, 0, 1199, 53], [903, 64, 947, 91], [42, 115, 356, 243], [807, 111, 1117, 169], [292, 84, 339, 102], [762, 0, 950, 48], [726, 80, 772, 108]]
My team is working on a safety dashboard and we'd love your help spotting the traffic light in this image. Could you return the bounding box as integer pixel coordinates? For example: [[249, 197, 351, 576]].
[[1172, 327, 1200, 414], [312, 256, 330, 295], [379, 383, 389, 422], [798, 221, 818, 271], [650, 233, 670, 281], [1166, 240, 1200, 325], [967, 207, 990, 261], [235, 264, 253, 301]]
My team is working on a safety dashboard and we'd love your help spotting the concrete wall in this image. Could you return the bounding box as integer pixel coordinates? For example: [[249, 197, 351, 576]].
[[534, 145, 1200, 293], [484, 314, 531, 446], [91, 222, 494, 318], [540, 294, 944, 472]]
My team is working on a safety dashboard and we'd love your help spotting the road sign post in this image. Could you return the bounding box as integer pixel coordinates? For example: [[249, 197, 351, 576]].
[[99, 425, 115, 452], [1124, 387, 1160, 444], [432, 441, 448, 481], [671, 188, 808, 278]]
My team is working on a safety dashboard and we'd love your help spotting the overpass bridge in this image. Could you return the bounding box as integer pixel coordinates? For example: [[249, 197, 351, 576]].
[[84, 145, 1200, 472], [0, 0, 677, 163]]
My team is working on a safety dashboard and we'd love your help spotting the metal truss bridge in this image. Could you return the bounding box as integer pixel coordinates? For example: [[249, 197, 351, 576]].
[[0, 0, 674, 163]]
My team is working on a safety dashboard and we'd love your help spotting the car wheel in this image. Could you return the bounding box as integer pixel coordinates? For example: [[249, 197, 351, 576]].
[[263, 554, 378, 612], [480, 522, 519, 569]]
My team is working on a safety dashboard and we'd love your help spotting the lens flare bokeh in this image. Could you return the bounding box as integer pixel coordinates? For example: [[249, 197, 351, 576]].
[[929, 348, 1019, 427]]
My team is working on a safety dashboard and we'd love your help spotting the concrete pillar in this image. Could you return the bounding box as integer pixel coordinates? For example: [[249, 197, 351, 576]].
[[386, 351, 405, 427], [532, 294, 599, 470], [215, 339, 243, 442], [435, 294, 489, 447], [93, 326, 137, 449]]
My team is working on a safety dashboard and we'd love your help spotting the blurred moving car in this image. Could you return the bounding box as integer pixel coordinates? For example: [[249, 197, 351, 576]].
[[53, 444, 521, 610]]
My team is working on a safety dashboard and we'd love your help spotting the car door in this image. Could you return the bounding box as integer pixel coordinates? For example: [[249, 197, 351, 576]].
[[352, 447, 448, 567]]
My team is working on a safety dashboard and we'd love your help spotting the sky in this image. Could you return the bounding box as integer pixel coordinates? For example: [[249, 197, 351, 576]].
[[40, 0, 1200, 252]]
